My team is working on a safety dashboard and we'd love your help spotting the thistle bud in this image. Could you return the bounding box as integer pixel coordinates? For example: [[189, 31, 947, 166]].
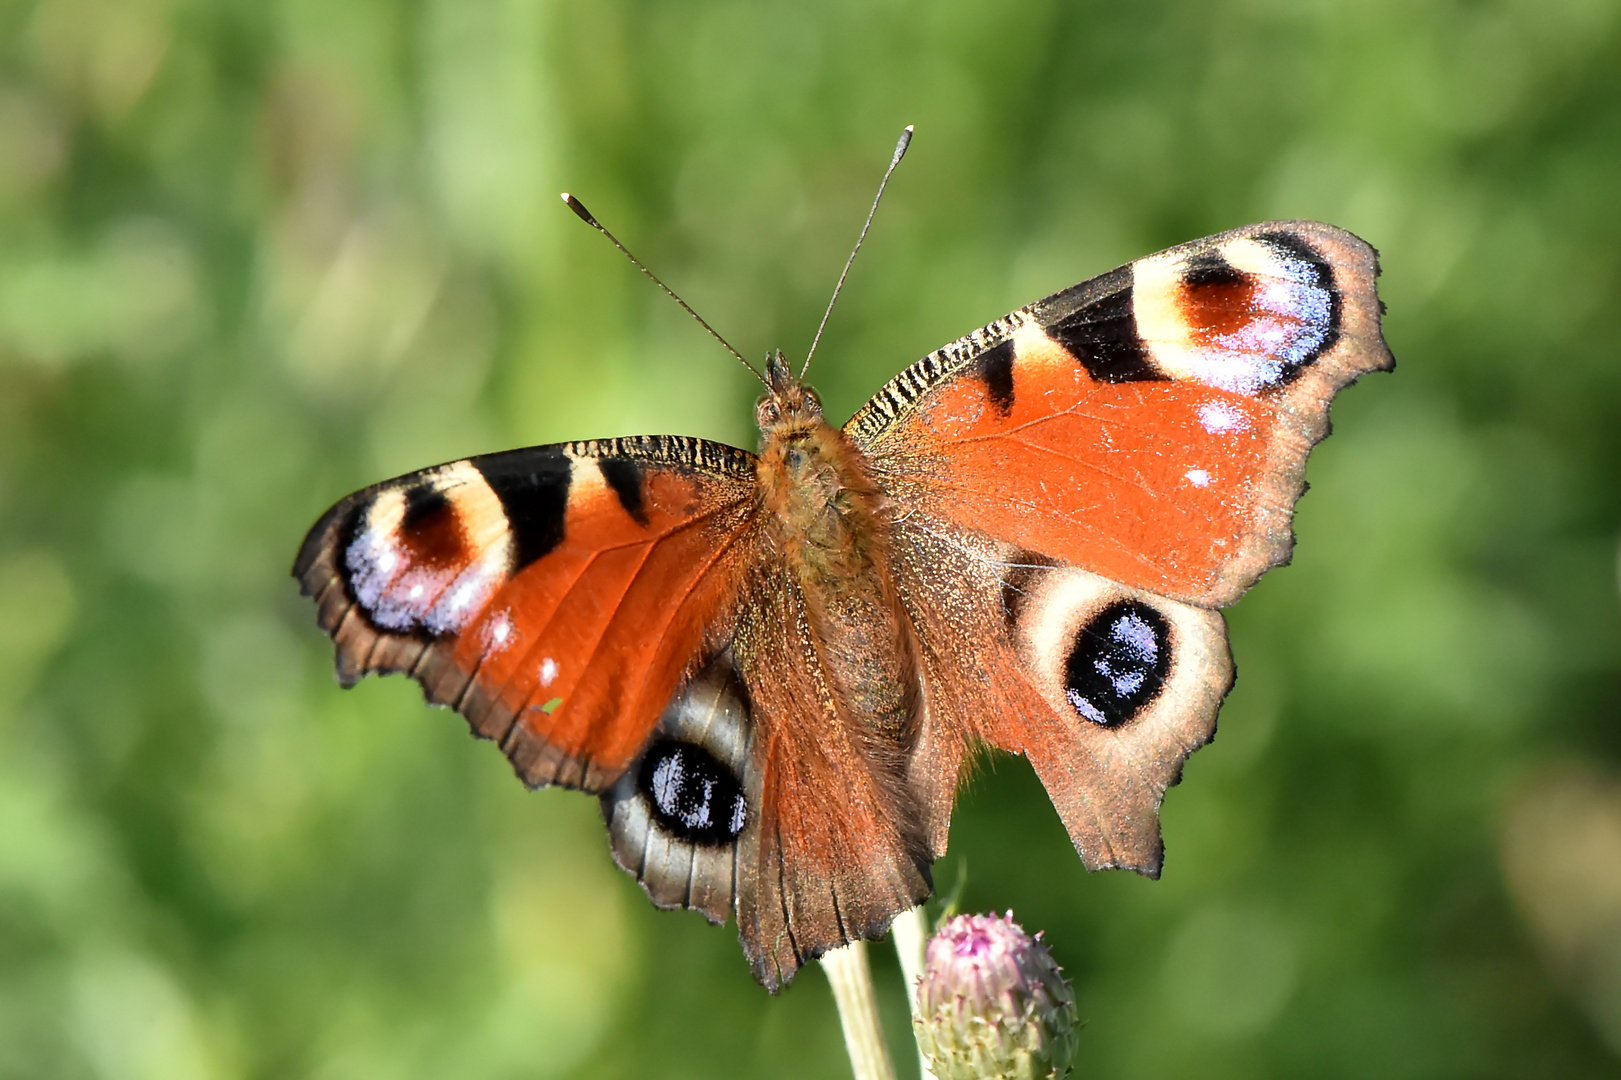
[[912, 912, 1079, 1080]]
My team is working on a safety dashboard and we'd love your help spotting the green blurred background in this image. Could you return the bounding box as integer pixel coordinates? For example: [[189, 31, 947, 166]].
[[2, 0, 1619, 1076]]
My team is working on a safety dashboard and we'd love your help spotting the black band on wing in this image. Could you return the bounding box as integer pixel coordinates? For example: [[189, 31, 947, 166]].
[[471, 447, 570, 570], [977, 339, 1016, 416], [1040, 267, 1160, 383], [1182, 250, 1247, 289], [599, 457, 649, 526], [401, 483, 449, 529]]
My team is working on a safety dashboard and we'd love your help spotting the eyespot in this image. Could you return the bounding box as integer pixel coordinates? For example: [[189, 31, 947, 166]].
[[639, 740, 747, 846], [1064, 600, 1172, 727]]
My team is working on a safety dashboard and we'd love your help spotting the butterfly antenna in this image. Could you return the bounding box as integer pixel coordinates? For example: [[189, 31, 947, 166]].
[[560, 193, 768, 388], [801, 125, 914, 379]]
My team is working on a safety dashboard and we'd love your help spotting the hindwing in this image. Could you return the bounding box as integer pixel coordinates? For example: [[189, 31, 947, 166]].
[[887, 515, 1231, 875], [602, 568, 933, 992]]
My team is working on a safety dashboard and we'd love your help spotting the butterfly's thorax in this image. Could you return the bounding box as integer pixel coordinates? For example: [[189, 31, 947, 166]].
[[756, 383, 917, 741]]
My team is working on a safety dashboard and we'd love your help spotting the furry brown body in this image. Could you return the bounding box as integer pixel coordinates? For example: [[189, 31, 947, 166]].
[[756, 353, 919, 748], [722, 351, 933, 984]]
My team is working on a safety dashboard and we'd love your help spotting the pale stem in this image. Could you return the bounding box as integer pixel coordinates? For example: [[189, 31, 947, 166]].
[[890, 905, 937, 1080], [821, 940, 898, 1080]]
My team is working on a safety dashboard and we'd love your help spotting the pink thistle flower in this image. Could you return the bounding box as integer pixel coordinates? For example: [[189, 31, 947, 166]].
[[913, 912, 1079, 1080]]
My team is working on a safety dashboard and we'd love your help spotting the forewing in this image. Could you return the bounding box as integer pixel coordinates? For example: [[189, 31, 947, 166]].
[[847, 221, 1393, 608], [294, 435, 757, 792]]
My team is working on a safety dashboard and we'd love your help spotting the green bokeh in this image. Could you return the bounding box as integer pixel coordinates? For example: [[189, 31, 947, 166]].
[[2, 0, 1619, 1076]]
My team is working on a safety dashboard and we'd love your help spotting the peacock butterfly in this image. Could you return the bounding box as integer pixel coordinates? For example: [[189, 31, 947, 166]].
[[293, 135, 1392, 991]]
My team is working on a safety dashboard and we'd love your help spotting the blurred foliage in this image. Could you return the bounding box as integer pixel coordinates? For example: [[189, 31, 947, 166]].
[[1, 0, 1619, 1076]]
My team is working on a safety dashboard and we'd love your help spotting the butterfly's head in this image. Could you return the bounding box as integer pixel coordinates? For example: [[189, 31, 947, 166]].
[[756, 349, 824, 433]]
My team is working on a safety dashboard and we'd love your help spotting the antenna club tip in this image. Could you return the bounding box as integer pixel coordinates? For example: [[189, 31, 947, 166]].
[[561, 193, 598, 226], [891, 126, 914, 162]]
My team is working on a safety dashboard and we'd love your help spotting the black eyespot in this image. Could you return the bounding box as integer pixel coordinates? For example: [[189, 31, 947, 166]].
[[639, 741, 747, 846], [1064, 600, 1172, 727]]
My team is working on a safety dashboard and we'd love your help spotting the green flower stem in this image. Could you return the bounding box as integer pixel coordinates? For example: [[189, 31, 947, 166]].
[[891, 906, 938, 1080], [822, 940, 898, 1080]]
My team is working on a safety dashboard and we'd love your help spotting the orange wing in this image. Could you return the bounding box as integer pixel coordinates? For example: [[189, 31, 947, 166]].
[[848, 221, 1393, 608], [294, 436, 758, 792], [855, 222, 1391, 877]]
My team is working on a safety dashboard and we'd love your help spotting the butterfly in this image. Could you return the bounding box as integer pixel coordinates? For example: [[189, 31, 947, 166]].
[[294, 173, 1391, 990]]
